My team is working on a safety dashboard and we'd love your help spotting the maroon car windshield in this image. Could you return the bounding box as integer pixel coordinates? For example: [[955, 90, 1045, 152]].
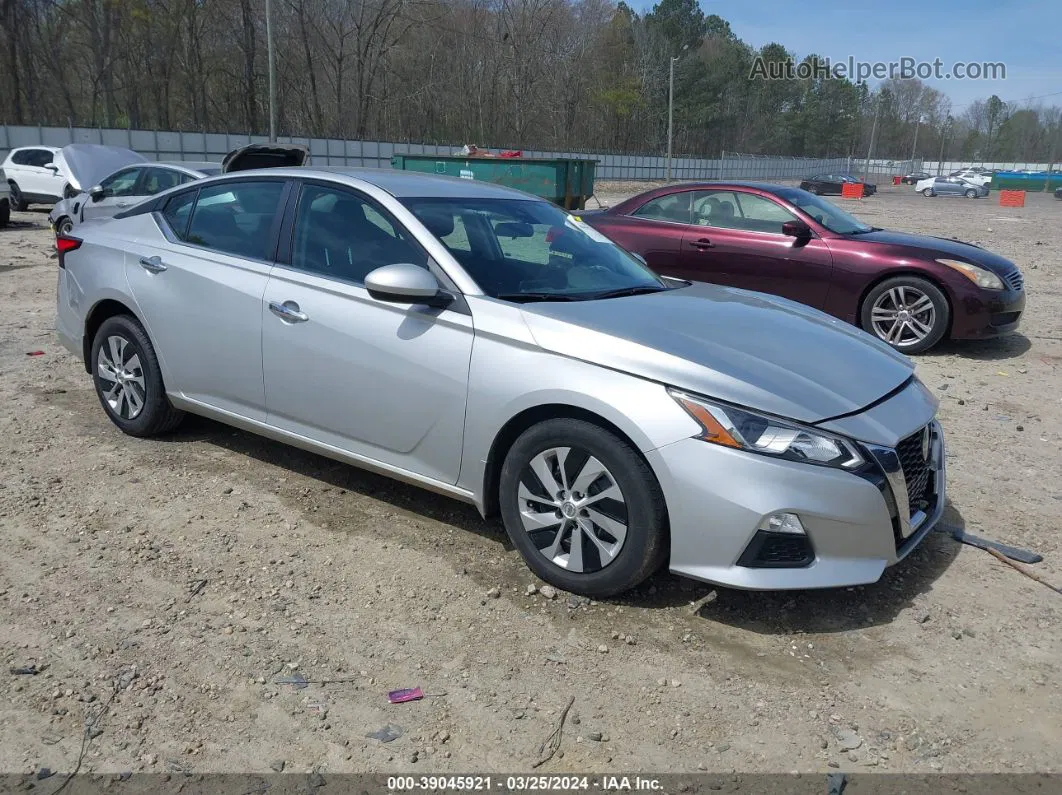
[[777, 188, 874, 235]]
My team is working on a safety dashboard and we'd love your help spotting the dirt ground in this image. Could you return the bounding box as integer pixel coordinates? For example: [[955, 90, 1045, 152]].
[[0, 183, 1060, 778]]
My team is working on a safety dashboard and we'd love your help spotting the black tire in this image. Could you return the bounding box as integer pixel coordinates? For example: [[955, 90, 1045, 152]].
[[860, 275, 950, 355], [55, 216, 73, 236], [810, 186, 821, 195], [499, 418, 667, 598], [965, 189, 977, 199], [0, 199, 9, 228], [921, 188, 934, 197], [90, 315, 184, 437], [8, 181, 28, 211]]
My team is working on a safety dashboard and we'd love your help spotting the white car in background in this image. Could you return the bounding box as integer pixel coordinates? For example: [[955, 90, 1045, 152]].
[[952, 170, 992, 186], [1, 145, 69, 209]]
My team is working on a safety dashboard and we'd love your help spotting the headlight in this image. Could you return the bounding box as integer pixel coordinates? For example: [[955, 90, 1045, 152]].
[[669, 390, 865, 470], [936, 258, 1004, 290]]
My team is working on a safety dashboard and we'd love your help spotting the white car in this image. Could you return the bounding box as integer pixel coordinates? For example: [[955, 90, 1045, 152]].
[[952, 170, 991, 186], [1, 145, 69, 209]]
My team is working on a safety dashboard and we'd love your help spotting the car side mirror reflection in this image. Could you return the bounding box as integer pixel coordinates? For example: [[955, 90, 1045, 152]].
[[364, 263, 453, 308], [89, 185, 105, 201], [782, 220, 812, 238], [631, 252, 648, 266]]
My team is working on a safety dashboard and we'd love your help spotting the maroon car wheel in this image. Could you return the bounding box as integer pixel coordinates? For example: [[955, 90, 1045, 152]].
[[861, 277, 949, 354]]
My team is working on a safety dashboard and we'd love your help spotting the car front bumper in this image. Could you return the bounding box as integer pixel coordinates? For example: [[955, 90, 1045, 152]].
[[649, 403, 945, 590], [950, 283, 1026, 339]]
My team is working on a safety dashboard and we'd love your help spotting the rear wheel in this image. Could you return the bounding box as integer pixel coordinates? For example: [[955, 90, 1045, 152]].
[[921, 187, 934, 197], [499, 418, 667, 598], [8, 181, 27, 211], [861, 276, 949, 354], [91, 315, 184, 437]]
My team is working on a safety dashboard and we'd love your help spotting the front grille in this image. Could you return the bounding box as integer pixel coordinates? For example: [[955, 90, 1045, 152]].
[[1004, 270, 1024, 291], [896, 427, 932, 511], [737, 530, 813, 568]]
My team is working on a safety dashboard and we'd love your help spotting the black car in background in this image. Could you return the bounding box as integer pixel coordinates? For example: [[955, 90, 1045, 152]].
[[901, 171, 931, 185], [798, 174, 877, 196], [1055, 186, 1062, 199]]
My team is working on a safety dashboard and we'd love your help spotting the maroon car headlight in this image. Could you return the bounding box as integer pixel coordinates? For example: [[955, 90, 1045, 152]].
[[936, 258, 1004, 290]]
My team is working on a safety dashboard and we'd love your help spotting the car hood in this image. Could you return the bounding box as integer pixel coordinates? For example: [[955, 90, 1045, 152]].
[[847, 229, 1018, 275], [221, 142, 310, 172], [519, 282, 915, 424], [57, 144, 146, 192]]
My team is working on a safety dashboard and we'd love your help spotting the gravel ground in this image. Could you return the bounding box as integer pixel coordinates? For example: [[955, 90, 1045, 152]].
[[0, 184, 1060, 777]]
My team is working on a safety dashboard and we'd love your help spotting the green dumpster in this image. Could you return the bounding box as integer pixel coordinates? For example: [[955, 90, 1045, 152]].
[[390, 154, 597, 210]]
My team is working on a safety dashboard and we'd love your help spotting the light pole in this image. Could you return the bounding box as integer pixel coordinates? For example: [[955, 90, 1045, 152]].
[[937, 116, 951, 175], [910, 114, 922, 167], [863, 93, 881, 183], [666, 44, 689, 182], [266, 0, 277, 141]]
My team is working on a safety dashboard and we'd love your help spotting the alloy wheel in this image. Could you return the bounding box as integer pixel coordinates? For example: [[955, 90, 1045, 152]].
[[57, 218, 73, 236], [517, 446, 628, 573], [97, 334, 147, 420], [870, 286, 937, 347]]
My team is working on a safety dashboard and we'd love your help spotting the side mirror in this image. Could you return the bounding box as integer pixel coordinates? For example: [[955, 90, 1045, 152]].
[[44, 163, 59, 172], [364, 263, 453, 308], [89, 185, 105, 201], [782, 220, 812, 239]]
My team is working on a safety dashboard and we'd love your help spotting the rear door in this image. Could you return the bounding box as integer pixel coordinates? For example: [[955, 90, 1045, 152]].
[[15, 149, 61, 199], [125, 178, 290, 420], [261, 181, 473, 483], [678, 189, 834, 308], [81, 166, 147, 221]]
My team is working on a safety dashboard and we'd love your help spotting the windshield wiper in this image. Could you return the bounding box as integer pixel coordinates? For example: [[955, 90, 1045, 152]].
[[589, 285, 669, 300], [494, 292, 585, 303]]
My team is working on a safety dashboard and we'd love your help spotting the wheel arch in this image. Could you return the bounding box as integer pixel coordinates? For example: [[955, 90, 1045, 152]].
[[82, 297, 148, 374], [480, 403, 658, 519], [856, 269, 955, 338]]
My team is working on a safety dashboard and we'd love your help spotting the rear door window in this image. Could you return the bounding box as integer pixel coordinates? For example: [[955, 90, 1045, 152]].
[[632, 192, 692, 224], [162, 191, 197, 237], [180, 181, 286, 260], [141, 167, 183, 195]]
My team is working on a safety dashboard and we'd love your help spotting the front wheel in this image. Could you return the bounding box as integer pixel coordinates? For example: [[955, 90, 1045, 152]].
[[861, 276, 950, 354], [55, 216, 73, 236], [921, 188, 934, 197], [965, 189, 978, 199], [498, 418, 667, 598], [0, 199, 9, 228], [91, 315, 184, 437]]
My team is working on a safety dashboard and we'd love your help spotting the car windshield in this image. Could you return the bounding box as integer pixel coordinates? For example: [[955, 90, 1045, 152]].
[[776, 188, 873, 234], [401, 197, 666, 301]]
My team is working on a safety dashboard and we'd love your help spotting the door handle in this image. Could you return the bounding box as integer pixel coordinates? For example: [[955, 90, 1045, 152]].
[[689, 238, 714, 250], [138, 255, 167, 273], [116, 202, 130, 208], [269, 300, 309, 323]]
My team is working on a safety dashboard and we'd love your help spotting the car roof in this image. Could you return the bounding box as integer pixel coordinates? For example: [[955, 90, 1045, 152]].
[[187, 166, 539, 201], [156, 160, 221, 174], [11, 145, 60, 152], [658, 180, 817, 194]]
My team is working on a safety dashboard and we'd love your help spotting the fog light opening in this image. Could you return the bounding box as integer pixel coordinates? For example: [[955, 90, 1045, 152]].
[[758, 512, 806, 535]]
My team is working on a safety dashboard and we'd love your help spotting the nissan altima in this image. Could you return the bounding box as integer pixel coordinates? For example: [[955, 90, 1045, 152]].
[[55, 168, 945, 596]]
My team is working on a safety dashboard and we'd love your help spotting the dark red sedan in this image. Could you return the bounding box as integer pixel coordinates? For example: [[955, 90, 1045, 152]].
[[580, 182, 1025, 353]]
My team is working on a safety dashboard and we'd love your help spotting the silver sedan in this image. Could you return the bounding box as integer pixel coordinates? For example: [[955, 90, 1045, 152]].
[[54, 168, 945, 596]]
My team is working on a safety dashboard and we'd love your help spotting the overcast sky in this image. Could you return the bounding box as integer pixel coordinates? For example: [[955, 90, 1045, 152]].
[[627, 0, 1062, 112]]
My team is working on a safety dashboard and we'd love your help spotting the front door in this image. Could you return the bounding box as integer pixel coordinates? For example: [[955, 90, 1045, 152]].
[[678, 189, 835, 309], [125, 179, 289, 420], [82, 166, 146, 221], [262, 182, 474, 484]]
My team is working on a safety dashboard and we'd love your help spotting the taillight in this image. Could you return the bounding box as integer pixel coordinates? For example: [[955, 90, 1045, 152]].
[[56, 235, 82, 268]]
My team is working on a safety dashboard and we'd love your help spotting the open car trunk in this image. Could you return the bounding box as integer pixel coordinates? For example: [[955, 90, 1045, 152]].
[[222, 143, 310, 172]]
